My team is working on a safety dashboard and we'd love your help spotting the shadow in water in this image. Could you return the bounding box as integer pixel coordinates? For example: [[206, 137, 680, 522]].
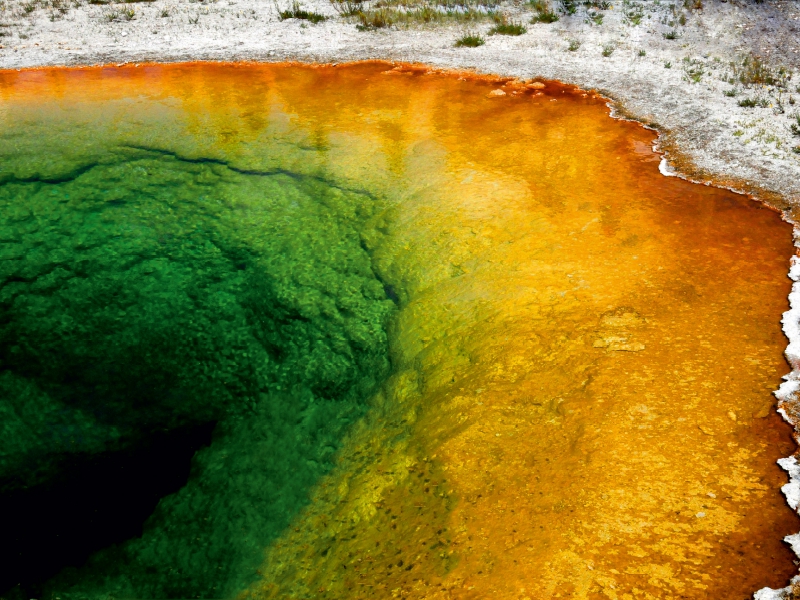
[[0, 422, 216, 598]]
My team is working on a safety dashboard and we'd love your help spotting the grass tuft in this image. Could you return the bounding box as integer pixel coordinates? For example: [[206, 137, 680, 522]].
[[601, 43, 614, 57], [790, 115, 800, 137], [663, 29, 679, 39], [559, 0, 577, 14], [489, 15, 527, 35], [622, 0, 642, 25], [101, 6, 119, 20], [586, 10, 602, 25], [455, 31, 484, 46], [332, 0, 362, 16], [737, 97, 765, 108], [733, 54, 784, 87], [489, 21, 526, 35], [351, 4, 492, 29], [567, 38, 580, 51], [278, 0, 327, 23], [531, 10, 558, 22], [530, 0, 558, 22], [682, 57, 704, 83], [355, 7, 392, 28]]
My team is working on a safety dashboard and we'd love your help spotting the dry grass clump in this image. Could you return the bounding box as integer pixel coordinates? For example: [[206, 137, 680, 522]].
[[11, 0, 74, 19], [732, 54, 789, 88], [353, 6, 392, 27], [682, 56, 704, 83], [737, 96, 769, 108], [790, 114, 800, 137], [622, 0, 642, 25], [454, 30, 484, 46], [530, 0, 557, 23], [488, 13, 526, 35], [278, 0, 327, 22], [328, 0, 622, 31], [334, 0, 498, 29]]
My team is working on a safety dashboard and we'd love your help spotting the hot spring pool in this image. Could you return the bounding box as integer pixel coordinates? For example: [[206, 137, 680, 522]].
[[0, 61, 797, 600]]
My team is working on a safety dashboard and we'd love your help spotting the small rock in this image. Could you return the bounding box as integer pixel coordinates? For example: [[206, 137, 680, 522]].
[[527, 81, 546, 89], [487, 89, 506, 97], [696, 512, 706, 518], [753, 402, 772, 419]]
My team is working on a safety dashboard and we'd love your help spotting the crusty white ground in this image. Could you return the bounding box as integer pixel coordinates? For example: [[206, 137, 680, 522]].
[[3, 0, 800, 597], [2, 0, 800, 211]]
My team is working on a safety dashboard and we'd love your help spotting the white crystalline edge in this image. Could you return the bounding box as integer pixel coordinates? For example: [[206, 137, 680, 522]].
[[756, 584, 795, 600], [757, 251, 800, 599], [658, 158, 676, 178], [778, 456, 800, 511], [756, 586, 790, 600]]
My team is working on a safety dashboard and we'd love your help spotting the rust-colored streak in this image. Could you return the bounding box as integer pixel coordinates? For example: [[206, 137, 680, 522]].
[[2, 61, 797, 600]]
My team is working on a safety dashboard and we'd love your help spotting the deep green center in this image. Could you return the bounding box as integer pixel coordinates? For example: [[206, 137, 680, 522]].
[[0, 146, 395, 599]]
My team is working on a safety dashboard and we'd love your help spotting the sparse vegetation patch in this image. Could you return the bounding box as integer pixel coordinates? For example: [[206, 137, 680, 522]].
[[489, 15, 526, 35], [278, 1, 327, 23], [622, 0, 642, 25], [559, 0, 576, 15], [737, 97, 769, 108], [530, 0, 557, 23], [101, 7, 120, 20], [455, 30, 484, 46], [790, 114, 800, 137], [682, 57, 704, 83], [732, 54, 788, 88], [340, 0, 497, 30]]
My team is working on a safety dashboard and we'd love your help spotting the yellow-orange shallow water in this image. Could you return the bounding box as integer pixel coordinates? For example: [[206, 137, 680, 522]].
[[1, 62, 798, 599]]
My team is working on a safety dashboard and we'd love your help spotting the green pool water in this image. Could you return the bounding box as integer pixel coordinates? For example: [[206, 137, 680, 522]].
[[1, 117, 395, 599]]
